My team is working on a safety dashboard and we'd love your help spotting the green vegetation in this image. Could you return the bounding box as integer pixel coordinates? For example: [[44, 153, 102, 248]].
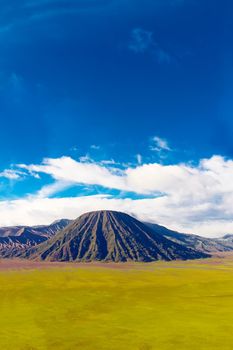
[[1, 258, 233, 349]]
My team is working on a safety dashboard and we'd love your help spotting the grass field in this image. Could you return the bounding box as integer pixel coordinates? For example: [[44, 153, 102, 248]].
[[1, 256, 233, 350]]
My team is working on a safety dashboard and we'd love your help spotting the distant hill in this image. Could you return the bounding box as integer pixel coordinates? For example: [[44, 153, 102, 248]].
[[23, 210, 209, 262], [0, 219, 71, 238], [0, 219, 71, 258], [145, 222, 233, 253]]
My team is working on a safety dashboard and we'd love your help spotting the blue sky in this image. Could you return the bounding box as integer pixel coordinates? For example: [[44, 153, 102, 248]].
[[0, 0, 233, 236]]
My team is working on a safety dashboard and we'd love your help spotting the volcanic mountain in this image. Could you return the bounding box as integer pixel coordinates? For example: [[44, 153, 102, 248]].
[[0, 219, 71, 258], [24, 210, 209, 262]]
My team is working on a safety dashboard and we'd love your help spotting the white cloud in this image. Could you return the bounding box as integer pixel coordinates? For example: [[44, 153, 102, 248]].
[[79, 154, 92, 163], [18, 156, 128, 192], [35, 180, 72, 198], [150, 136, 171, 152], [0, 169, 24, 180], [100, 159, 116, 165], [136, 154, 142, 164], [0, 193, 232, 238], [1, 154, 233, 237]]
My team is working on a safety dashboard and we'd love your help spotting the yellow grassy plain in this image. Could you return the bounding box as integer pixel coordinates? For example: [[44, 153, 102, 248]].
[[0, 255, 233, 349]]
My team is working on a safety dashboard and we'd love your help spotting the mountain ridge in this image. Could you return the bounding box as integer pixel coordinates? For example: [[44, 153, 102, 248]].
[[145, 222, 233, 254], [0, 219, 72, 258], [1, 211, 233, 261], [23, 210, 209, 262]]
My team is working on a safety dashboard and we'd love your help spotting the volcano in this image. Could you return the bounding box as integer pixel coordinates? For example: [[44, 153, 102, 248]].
[[24, 210, 209, 262]]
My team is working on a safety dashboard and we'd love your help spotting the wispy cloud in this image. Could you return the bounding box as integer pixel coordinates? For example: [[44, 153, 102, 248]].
[[136, 154, 142, 164], [100, 159, 116, 165], [0, 0, 113, 34], [0, 169, 24, 180], [90, 144, 100, 150], [128, 28, 173, 64], [79, 154, 92, 163], [129, 28, 153, 53], [70, 145, 79, 152], [36, 180, 73, 198], [150, 136, 171, 152]]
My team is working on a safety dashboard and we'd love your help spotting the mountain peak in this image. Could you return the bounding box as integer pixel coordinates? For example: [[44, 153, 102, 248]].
[[50, 219, 71, 226], [24, 210, 209, 262]]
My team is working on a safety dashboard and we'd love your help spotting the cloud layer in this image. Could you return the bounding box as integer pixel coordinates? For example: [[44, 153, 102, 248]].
[[0, 154, 233, 237]]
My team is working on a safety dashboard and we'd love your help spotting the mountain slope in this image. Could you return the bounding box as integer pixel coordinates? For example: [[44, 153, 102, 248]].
[[24, 211, 209, 262], [145, 222, 233, 253], [0, 219, 71, 258], [0, 219, 71, 238]]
